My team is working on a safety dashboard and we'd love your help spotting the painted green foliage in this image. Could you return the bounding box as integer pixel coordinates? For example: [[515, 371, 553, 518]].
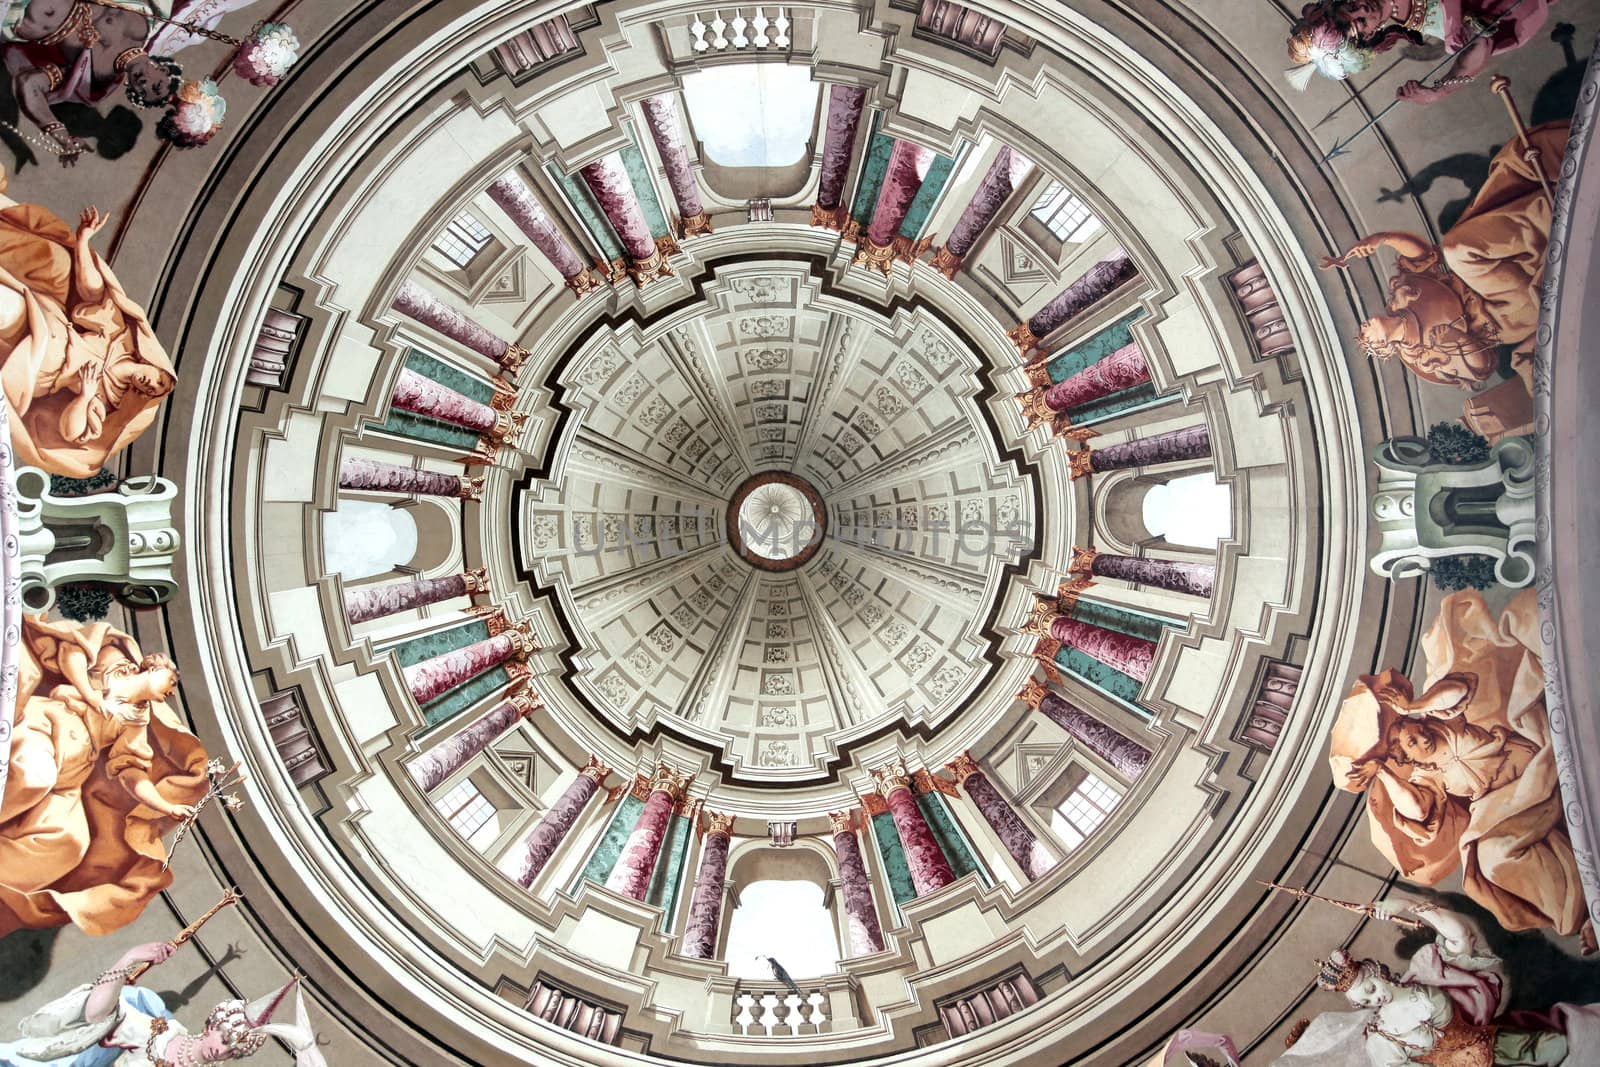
[[915, 792, 989, 887], [576, 795, 646, 888], [381, 349, 495, 450], [384, 619, 509, 728], [550, 163, 623, 259], [869, 810, 917, 906]]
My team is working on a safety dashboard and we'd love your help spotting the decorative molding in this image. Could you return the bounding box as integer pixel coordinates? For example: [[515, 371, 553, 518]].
[[1239, 660, 1301, 751], [261, 690, 330, 788]]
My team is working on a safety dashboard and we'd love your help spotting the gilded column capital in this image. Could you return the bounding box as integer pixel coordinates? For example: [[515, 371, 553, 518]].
[[891, 233, 934, 266], [627, 246, 675, 287], [860, 791, 889, 817], [461, 436, 500, 466], [1032, 638, 1065, 685], [1068, 546, 1100, 575], [1016, 677, 1048, 710], [839, 218, 863, 244], [677, 210, 714, 238], [1021, 596, 1059, 638], [700, 809, 736, 838], [489, 380, 517, 412], [826, 809, 858, 835], [654, 233, 683, 258], [498, 342, 530, 376], [870, 760, 913, 796], [648, 760, 695, 803], [928, 245, 963, 279], [461, 567, 491, 595], [1023, 361, 1053, 390], [565, 267, 604, 298], [489, 409, 531, 444], [1015, 388, 1056, 432], [456, 475, 485, 501], [1055, 575, 1094, 615], [577, 755, 613, 783], [912, 768, 959, 798], [507, 692, 543, 720], [851, 237, 898, 277], [1068, 444, 1098, 480], [810, 202, 849, 231], [945, 752, 983, 783], [470, 605, 507, 631], [1006, 320, 1038, 357]]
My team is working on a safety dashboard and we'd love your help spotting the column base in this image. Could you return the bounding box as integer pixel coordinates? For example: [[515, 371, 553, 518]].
[[852, 237, 898, 278], [928, 245, 963, 279], [565, 268, 605, 299], [677, 210, 714, 238], [1007, 321, 1039, 358], [627, 246, 676, 287], [810, 202, 849, 230]]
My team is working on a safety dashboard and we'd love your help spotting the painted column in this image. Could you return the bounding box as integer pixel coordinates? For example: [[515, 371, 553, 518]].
[[486, 173, 602, 297], [402, 618, 539, 705], [1049, 614, 1157, 682], [580, 153, 673, 286], [345, 567, 490, 624], [640, 94, 711, 238], [1068, 546, 1214, 598], [339, 458, 484, 501], [1008, 249, 1138, 357], [853, 139, 935, 276], [516, 756, 613, 888], [930, 145, 1034, 278], [828, 810, 886, 955], [681, 810, 734, 958], [408, 692, 539, 792], [871, 763, 956, 896], [1017, 341, 1151, 436], [391, 368, 529, 461], [392, 280, 530, 375], [1019, 677, 1153, 779], [1069, 425, 1212, 480], [945, 753, 1053, 881], [604, 762, 694, 900], [812, 85, 868, 230]]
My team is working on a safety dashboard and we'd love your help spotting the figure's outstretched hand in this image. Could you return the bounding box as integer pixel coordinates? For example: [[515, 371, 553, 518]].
[[77, 206, 107, 240], [1320, 235, 1384, 271], [122, 941, 177, 967], [163, 802, 197, 820], [51, 130, 87, 168], [1346, 759, 1384, 789]]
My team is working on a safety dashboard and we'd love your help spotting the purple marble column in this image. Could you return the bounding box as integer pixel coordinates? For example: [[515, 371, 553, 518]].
[[681, 810, 733, 958], [345, 568, 490, 624], [339, 457, 483, 501], [487, 173, 601, 297], [871, 764, 956, 896], [409, 692, 539, 792], [1070, 425, 1212, 480], [1069, 546, 1213, 598], [580, 153, 672, 286], [402, 619, 538, 705], [812, 85, 868, 230], [640, 94, 711, 238], [392, 280, 530, 375], [854, 139, 934, 275], [1019, 678, 1152, 779], [604, 762, 693, 900], [945, 754, 1053, 880], [516, 756, 613, 888], [1008, 249, 1139, 356], [829, 810, 886, 955], [930, 145, 1033, 279]]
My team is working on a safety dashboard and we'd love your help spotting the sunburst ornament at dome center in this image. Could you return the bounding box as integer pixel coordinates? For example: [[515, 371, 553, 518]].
[[727, 472, 827, 571]]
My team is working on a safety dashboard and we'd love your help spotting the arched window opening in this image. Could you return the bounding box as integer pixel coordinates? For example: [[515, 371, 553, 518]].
[[723, 879, 839, 980], [1142, 472, 1231, 550], [323, 501, 418, 580], [679, 63, 819, 168]]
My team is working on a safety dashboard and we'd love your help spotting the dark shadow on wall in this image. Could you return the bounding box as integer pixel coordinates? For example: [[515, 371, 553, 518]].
[[153, 942, 247, 1014], [1377, 23, 1589, 233], [0, 926, 61, 1002], [1389, 889, 1600, 1013], [0, 71, 143, 173]]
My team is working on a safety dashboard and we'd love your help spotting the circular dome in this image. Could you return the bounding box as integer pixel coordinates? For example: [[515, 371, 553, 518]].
[[728, 472, 826, 567]]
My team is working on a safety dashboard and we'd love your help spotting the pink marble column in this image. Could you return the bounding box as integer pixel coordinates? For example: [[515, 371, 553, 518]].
[[812, 85, 868, 230], [1048, 616, 1157, 682], [854, 139, 935, 275], [408, 692, 538, 792], [392, 368, 526, 444], [640, 94, 711, 238], [345, 568, 490, 624], [945, 754, 1052, 881], [871, 764, 956, 896], [580, 153, 672, 285], [486, 173, 601, 297], [1068, 546, 1213, 598], [681, 810, 734, 958], [339, 458, 483, 501], [1019, 678, 1152, 779], [516, 756, 612, 888], [1009, 249, 1139, 356], [392, 280, 529, 375], [1070, 425, 1212, 480], [604, 762, 693, 900], [402, 619, 538, 705], [930, 145, 1033, 278], [829, 812, 887, 954]]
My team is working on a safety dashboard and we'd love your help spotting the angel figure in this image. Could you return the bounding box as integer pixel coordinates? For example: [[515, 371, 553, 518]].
[[0, 171, 176, 478], [1286, 1, 1556, 103], [0, 941, 326, 1065], [1330, 589, 1593, 951], [1321, 120, 1566, 399], [0, 614, 209, 936], [1277, 900, 1599, 1066]]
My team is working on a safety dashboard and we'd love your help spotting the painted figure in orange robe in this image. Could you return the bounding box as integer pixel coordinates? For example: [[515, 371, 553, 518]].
[[1321, 121, 1566, 398], [1330, 589, 1594, 952], [0, 166, 176, 479], [0, 615, 208, 936]]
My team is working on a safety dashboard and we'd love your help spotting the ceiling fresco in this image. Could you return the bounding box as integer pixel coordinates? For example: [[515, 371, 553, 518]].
[[0, 1, 1597, 1065]]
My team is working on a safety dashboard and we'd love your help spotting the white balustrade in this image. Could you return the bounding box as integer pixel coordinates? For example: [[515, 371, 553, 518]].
[[729, 985, 830, 1036], [688, 8, 792, 52]]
